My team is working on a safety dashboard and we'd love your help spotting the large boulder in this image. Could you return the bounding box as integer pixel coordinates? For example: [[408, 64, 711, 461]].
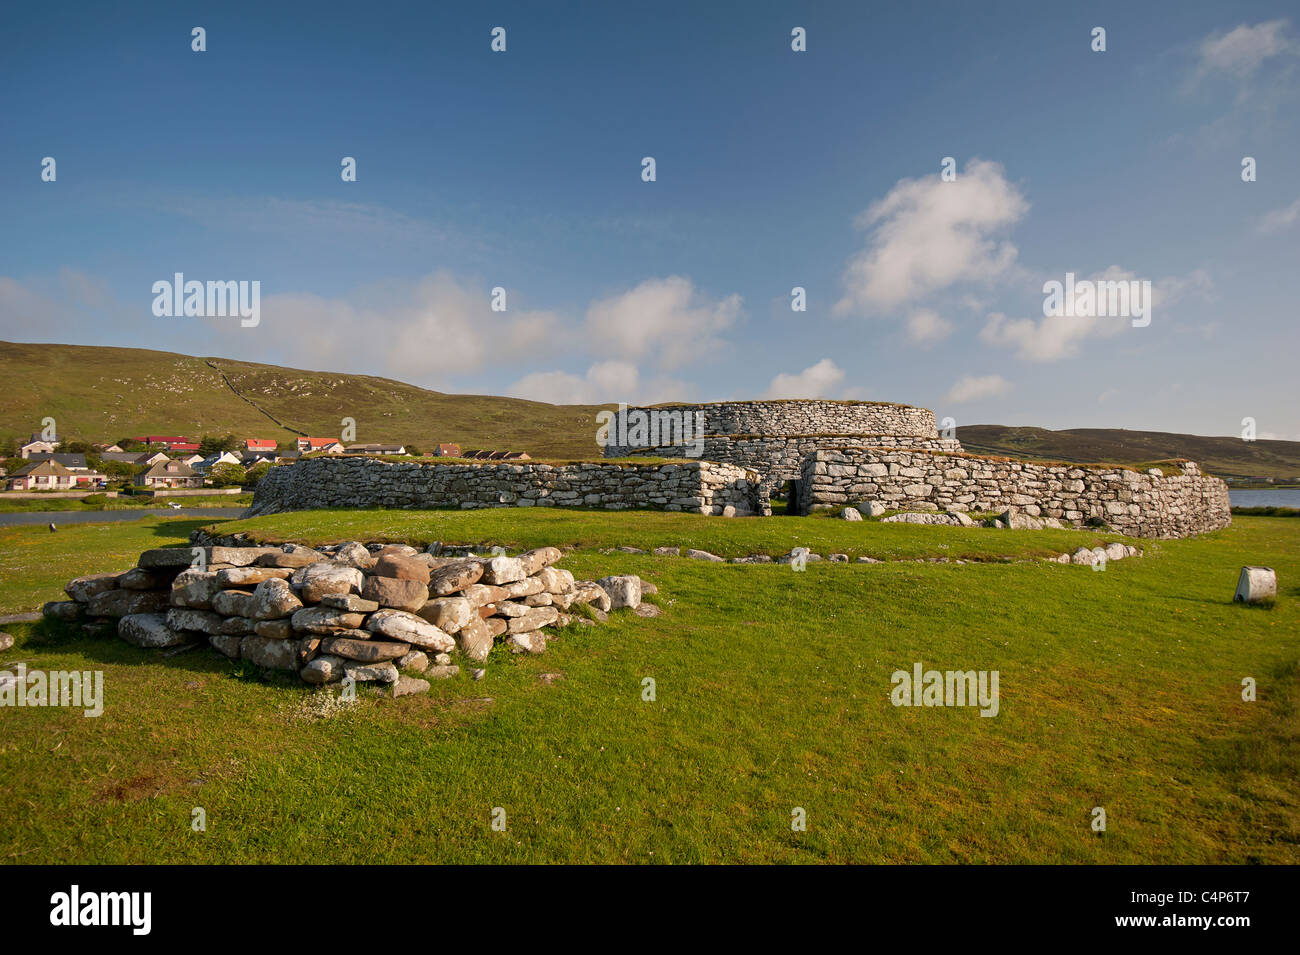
[[65, 572, 122, 603], [301, 654, 347, 684], [344, 661, 399, 684], [253, 618, 293, 640], [417, 596, 474, 633], [1070, 547, 1100, 566], [507, 632, 547, 654], [332, 542, 375, 569], [319, 635, 410, 663], [291, 563, 364, 603], [170, 572, 222, 610], [518, 546, 562, 576], [209, 546, 280, 567], [431, 561, 484, 596], [248, 578, 304, 620], [211, 589, 255, 618], [840, 507, 863, 522], [241, 635, 298, 670], [460, 583, 511, 608], [596, 575, 641, 610], [137, 547, 201, 569], [366, 609, 455, 652], [209, 634, 243, 659], [372, 554, 431, 585], [361, 575, 428, 612], [88, 589, 169, 618], [479, 556, 525, 586], [501, 576, 545, 598], [118, 613, 189, 648], [290, 606, 366, 634], [390, 676, 431, 698], [320, 593, 379, 613], [256, 550, 324, 569], [534, 567, 575, 595], [570, 582, 611, 612], [43, 600, 82, 622], [166, 608, 225, 635], [216, 566, 294, 588], [456, 617, 495, 662], [505, 607, 559, 633]]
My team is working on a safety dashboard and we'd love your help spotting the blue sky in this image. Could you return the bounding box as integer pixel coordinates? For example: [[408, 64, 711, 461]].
[[2, 0, 1297, 438]]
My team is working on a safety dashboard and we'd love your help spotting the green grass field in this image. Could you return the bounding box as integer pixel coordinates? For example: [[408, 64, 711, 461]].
[[0, 510, 1296, 863], [0, 494, 252, 513]]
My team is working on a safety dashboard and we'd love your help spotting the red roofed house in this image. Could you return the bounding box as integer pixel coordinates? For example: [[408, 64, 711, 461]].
[[435, 443, 462, 457], [131, 436, 192, 450], [246, 439, 277, 451], [297, 437, 344, 453]]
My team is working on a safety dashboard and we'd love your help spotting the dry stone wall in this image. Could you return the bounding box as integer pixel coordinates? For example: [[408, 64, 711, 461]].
[[796, 448, 1231, 539], [45, 540, 656, 697], [249, 456, 764, 517]]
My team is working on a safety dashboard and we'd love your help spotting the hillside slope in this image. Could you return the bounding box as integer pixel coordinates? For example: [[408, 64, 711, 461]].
[[5, 341, 1294, 478], [958, 424, 1300, 481], [0, 341, 607, 458]]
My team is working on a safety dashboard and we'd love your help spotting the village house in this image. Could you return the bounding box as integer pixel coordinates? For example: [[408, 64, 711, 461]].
[[194, 451, 243, 473], [241, 450, 277, 466], [297, 437, 344, 453], [27, 452, 91, 471], [460, 449, 532, 461], [435, 443, 462, 457], [130, 435, 192, 450], [245, 439, 277, 452], [6, 459, 106, 490], [135, 459, 204, 489], [343, 443, 407, 455], [19, 435, 58, 458]]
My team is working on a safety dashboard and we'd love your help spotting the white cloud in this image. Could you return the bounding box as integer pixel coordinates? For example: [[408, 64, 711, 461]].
[[979, 267, 1212, 361], [763, 358, 846, 399], [834, 159, 1029, 316], [507, 360, 688, 405], [944, 374, 1011, 404], [904, 308, 955, 346], [585, 276, 742, 369], [980, 309, 1125, 362], [250, 272, 562, 388], [1259, 197, 1300, 232], [1198, 20, 1295, 77]]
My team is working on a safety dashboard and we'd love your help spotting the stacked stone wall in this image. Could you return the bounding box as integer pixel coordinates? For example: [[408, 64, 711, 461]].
[[248, 456, 764, 517], [796, 448, 1231, 539]]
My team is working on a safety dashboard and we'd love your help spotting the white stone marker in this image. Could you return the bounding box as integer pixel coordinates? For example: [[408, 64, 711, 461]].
[[1234, 566, 1277, 604]]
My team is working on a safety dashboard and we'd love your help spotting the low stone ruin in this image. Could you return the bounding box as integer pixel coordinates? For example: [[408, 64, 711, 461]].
[[43, 541, 653, 698]]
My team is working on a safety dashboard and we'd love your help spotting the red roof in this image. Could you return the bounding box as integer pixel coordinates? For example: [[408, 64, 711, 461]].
[[302, 437, 338, 447], [168, 443, 201, 452], [246, 439, 277, 449]]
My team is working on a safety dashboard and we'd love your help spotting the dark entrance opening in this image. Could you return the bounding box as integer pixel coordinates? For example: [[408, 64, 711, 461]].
[[781, 479, 801, 515]]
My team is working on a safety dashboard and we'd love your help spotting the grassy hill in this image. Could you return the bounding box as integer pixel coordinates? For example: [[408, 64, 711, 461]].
[[0, 341, 608, 458], [959, 424, 1300, 482], [4, 341, 1295, 479]]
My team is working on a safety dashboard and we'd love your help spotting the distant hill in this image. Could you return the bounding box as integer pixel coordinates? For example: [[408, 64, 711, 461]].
[[958, 424, 1300, 482], [0, 341, 607, 458], [4, 341, 1294, 479]]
